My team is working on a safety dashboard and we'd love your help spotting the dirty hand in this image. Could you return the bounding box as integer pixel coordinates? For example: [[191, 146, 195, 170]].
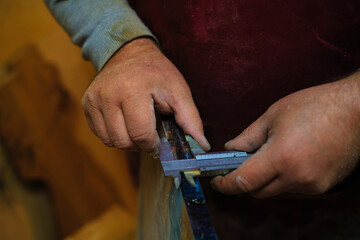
[[212, 72, 360, 198], [81, 38, 210, 153]]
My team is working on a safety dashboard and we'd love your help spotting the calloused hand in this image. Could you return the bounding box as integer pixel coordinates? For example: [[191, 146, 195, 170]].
[[81, 38, 210, 154], [212, 72, 360, 198]]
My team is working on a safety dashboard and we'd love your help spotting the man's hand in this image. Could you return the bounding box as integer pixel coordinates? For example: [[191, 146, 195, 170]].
[[212, 72, 360, 198], [81, 38, 210, 154]]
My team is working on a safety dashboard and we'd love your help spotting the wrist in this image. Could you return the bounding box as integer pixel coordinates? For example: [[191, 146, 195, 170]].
[[105, 37, 159, 67]]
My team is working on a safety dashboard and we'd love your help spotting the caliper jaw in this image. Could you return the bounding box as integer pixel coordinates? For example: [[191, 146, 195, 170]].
[[160, 137, 182, 188]]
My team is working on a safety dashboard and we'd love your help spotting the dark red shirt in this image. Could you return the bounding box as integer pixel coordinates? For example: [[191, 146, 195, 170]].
[[130, 1, 360, 238], [131, 0, 360, 149]]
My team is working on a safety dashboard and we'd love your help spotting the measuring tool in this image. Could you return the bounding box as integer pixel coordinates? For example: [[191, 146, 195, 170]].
[[158, 116, 253, 239], [160, 135, 253, 187]]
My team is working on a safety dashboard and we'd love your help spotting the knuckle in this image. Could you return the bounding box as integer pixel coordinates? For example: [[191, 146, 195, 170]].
[[302, 178, 329, 194], [100, 87, 129, 106], [111, 138, 133, 149], [293, 169, 318, 188], [103, 140, 114, 147], [291, 169, 329, 194], [97, 133, 113, 148], [81, 96, 87, 110], [241, 128, 257, 149], [99, 88, 112, 102], [171, 92, 192, 108], [128, 128, 154, 143], [310, 183, 328, 194], [266, 103, 279, 115], [169, 96, 182, 109], [82, 91, 98, 110]]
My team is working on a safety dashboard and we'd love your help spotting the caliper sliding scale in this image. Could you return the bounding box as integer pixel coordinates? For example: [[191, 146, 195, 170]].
[[160, 133, 253, 188]]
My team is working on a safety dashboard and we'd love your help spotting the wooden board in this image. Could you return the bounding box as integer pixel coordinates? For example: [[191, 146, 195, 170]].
[[137, 152, 194, 240], [136, 117, 218, 240]]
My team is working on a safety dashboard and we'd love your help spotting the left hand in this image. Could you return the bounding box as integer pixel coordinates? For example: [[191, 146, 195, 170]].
[[211, 72, 360, 198]]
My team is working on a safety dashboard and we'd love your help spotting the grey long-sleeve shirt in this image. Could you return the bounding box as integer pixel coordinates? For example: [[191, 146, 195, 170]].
[[44, 0, 155, 71]]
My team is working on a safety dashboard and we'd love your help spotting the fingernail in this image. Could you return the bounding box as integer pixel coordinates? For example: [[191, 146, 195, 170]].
[[202, 136, 211, 151], [210, 176, 222, 191]]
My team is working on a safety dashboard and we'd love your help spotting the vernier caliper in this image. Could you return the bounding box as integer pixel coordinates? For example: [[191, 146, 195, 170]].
[[160, 131, 253, 187], [158, 116, 253, 239]]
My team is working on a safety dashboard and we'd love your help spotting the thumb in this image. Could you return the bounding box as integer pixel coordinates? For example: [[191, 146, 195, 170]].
[[225, 115, 268, 152], [172, 96, 211, 151], [211, 143, 279, 194]]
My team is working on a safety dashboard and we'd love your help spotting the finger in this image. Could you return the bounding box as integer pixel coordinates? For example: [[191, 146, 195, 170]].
[[83, 111, 97, 135], [225, 115, 268, 152], [250, 177, 289, 198], [211, 145, 279, 195], [102, 104, 140, 151], [171, 94, 211, 151], [85, 108, 112, 146], [121, 96, 160, 152]]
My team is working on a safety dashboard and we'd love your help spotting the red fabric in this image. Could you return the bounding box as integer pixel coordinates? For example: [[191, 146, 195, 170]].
[[130, 1, 360, 238], [131, 0, 360, 150]]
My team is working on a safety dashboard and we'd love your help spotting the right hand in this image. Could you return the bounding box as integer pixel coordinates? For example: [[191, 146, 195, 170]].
[[81, 38, 210, 154]]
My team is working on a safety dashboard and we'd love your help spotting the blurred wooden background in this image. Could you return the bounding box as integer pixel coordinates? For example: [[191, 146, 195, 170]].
[[0, 1, 138, 239]]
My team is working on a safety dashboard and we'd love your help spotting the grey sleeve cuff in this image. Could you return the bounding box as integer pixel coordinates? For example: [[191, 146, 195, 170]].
[[44, 0, 157, 71]]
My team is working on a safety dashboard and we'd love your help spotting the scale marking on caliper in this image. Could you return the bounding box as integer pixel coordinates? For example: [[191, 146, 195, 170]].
[[160, 136, 253, 187]]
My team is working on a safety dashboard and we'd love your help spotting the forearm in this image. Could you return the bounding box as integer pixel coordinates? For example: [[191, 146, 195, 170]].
[[44, 0, 156, 71]]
